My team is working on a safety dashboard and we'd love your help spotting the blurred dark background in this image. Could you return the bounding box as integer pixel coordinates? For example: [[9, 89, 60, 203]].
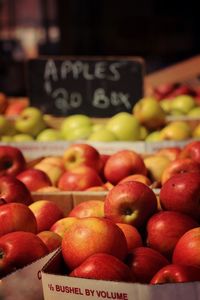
[[0, 0, 200, 96]]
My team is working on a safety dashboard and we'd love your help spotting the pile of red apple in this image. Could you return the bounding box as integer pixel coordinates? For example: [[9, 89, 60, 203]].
[[1, 141, 200, 286], [151, 83, 200, 103]]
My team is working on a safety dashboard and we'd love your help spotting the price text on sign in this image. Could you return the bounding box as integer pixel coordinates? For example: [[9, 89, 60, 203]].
[[27, 56, 144, 117]]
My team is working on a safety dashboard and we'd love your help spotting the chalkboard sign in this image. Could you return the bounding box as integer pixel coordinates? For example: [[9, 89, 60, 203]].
[[27, 56, 145, 117]]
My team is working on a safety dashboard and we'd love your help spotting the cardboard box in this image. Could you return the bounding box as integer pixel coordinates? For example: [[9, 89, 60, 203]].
[[0, 249, 57, 300], [42, 249, 200, 300]]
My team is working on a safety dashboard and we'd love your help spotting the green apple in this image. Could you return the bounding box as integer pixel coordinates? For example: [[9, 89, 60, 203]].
[[61, 114, 93, 138], [170, 109, 185, 116], [187, 107, 200, 117], [133, 97, 166, 130], [64, 126, 93, 141], [170, 95, 196, 114], [15, 107, 46, 137], [159, 98, 173, 114], [192, 123, 200, 137], [88, 127, 117, 142], [0, 115, 11, 135], [92, 123, 105, 132], [36, 128, 63, 141], [12, 133, 34, 142], [0, 116, 16, 136], [106, 112, 141, 141], [139, 126, 149, 140], [145, 130, 163, 142], [160, 121, 192, 140], [1, 135, 13, 142]]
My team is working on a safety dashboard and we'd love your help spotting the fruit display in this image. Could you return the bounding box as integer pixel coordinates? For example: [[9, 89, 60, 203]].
[[1, 83, 200, 143], [44, 174, 200, 285], [1, 138, 200, 299], [1, 141, 200, 195]]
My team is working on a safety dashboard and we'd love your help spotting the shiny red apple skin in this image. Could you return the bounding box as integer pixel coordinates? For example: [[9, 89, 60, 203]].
[[61, 217, 128, 270], [29, 200, 64, 232], [0, 145, 26, 176], [0, 175, 33, 205], [104, 181, 157, 228], [127, 246, 169, 283], [0, 202, 37, 237], [150, 264, 200, 284], [173, 227, 200, 268], [0, 231, 48, 277], [116, 223, 143, 253], [37, 230, 62, 253], [179, 140, 200, 164], [68, 200, 104, 218], [161, 158, 200, 185], [160, 172, 200, 220], [63, 143, 101, 172], [69, 253, 133, 282], [146, 211, 199, 259], [58, 166, 103, 191], [104, 150, 147, 185], [17, 168, 52, 192]]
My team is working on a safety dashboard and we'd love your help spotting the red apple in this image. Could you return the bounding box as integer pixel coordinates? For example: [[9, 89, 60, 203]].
[[0, 175, 33, 205], [99, 153, 110, 180], [151, 264, 200, 284], [69, 253, 133, 282], [161, 158, 200, 185], [179, 140, 200, 164], [0, 92, 9, 114], [153, 83, 177, 100], [0, 202, 37, 237], [57, 166, 103, 191], [29, 200, 64, 232], [85, 185, 108, 192], [34, 156, 65, 186], [160, 172, 200, 220], [118, 174, 152, 186], [17, 168, 52, 192], [127, 246, 169, 283], [0, 231, 48, 277], [173, 227, 200, 268], [68, 200, 104, 218], [116, 223, 143, 253], [0, 145, 26, 176], [61, 217, 128, 270], [146, 211, 199, 259], [5, 98, 28, 116], [50, 217, 78, 238], [169, 85, 195, 97], [104, 181, 157, 228], [63, 143, 101, 173], [155, 147, 181, 161], [37, 230, 62, 253], [104, 150, 147, 185]]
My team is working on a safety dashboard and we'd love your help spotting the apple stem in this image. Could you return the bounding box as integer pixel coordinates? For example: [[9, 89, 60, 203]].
[[123, 207, 133, 215], [0, 198, 6, 205], [0, 249, 4, 259]]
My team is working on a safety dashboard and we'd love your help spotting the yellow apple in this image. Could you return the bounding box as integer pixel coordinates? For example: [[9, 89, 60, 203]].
[[144, 154, 171, 183], [133, 97, 166, 130], [160, 121, 192, 141]]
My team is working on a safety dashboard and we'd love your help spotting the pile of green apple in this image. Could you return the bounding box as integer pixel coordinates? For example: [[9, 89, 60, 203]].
[[0, 93, 200, 143]]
